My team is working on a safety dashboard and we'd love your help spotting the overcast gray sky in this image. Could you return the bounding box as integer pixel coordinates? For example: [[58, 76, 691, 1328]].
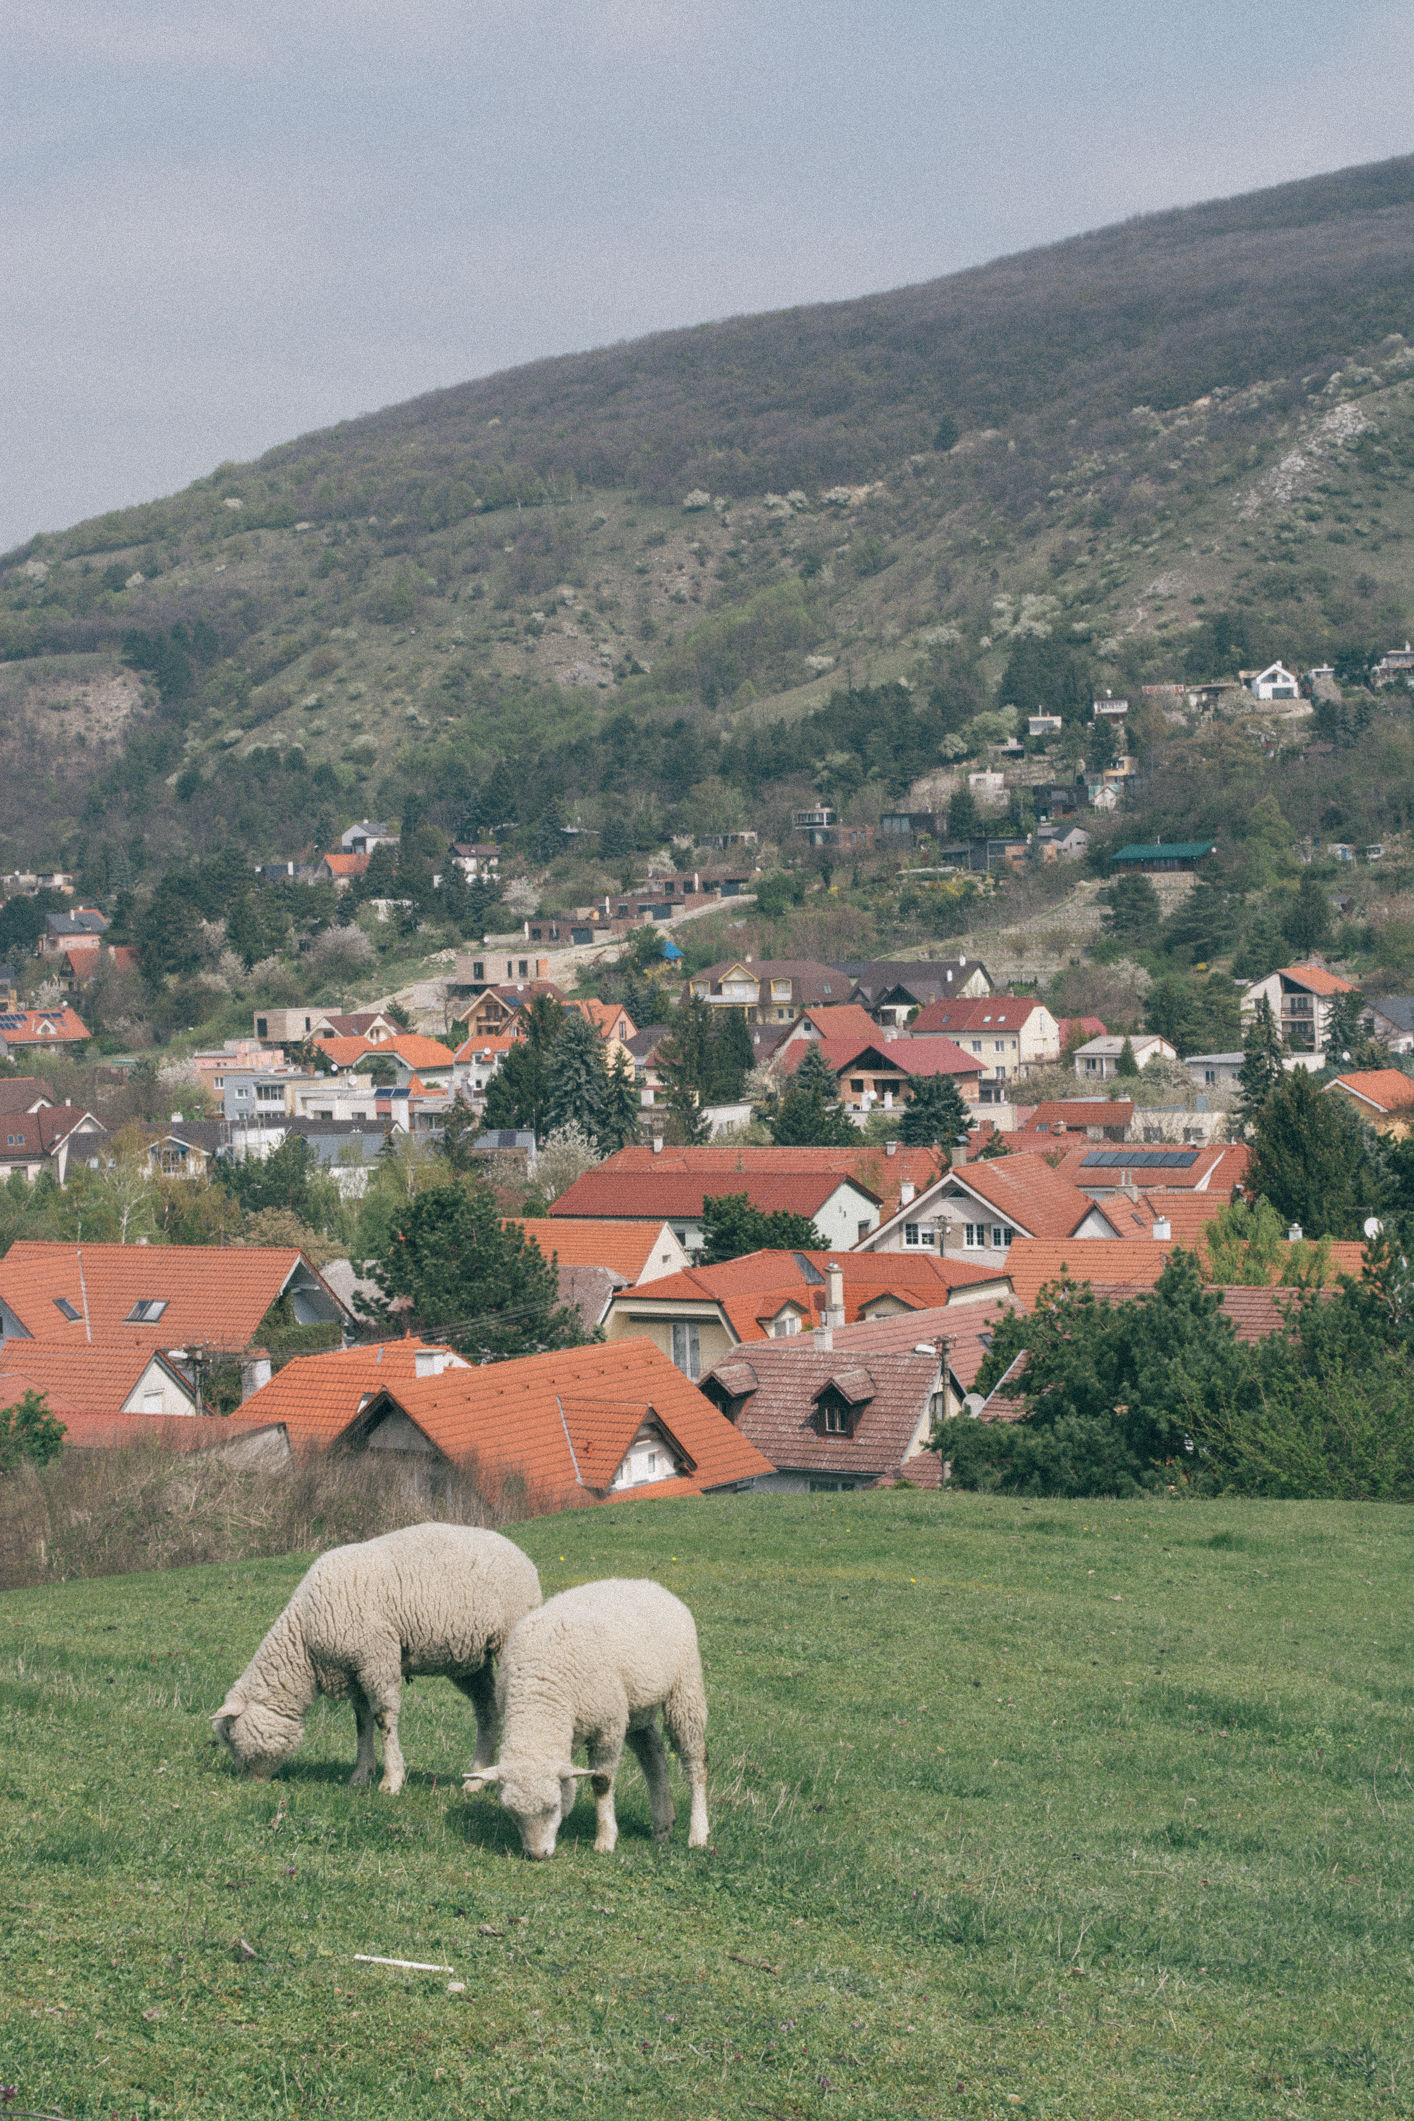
[[3, 0, 1409, 553]]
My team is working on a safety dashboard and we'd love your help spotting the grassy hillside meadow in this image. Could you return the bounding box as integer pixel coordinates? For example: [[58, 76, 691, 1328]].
[[2, 1491, 1411, 2119]]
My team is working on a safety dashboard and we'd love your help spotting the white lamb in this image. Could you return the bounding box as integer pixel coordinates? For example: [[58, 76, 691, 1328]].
[[212, 1523, 542, 1793], [466, 1578, 709, 1858]]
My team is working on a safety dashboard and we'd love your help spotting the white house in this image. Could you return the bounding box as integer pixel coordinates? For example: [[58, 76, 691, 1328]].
[[1072, 1033, 1177, 1081], [1028, 715, 1064, 738], [1244, 663, 1301, 702], [1092, 695, 1129, 720], [1241, 962, 1358, 1060]]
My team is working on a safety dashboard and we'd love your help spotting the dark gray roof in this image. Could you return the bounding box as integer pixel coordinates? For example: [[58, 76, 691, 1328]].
[[836, 958, 991, 1004], [1373, 998, 1414, 1034]]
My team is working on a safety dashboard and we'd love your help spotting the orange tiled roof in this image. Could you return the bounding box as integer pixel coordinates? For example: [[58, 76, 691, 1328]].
[[0, 1241, 348, 1351], [506, 1219, 685, 1284], [0, 1344, 192, 1412], [352, 1339, 773, 1501], [946, 1153, 1099, 1239], [798, 1005, 881, 1043], [910, 996, 1047, 1036], [571, 1000, 637, 1042], [236, 1339, 467, 1453], [610, 1248, 1008, 1343], [0, 1007, 91, 1045], [320, 851, 369, 878], [1277, 963, 1357, 996], [552, 1142, 941, 1226], [52, 1408, 290, 1451], [1328, 1070, 1414, 1116], [549, 1168, 881, 1222], [453, 1033, 520, 1063]]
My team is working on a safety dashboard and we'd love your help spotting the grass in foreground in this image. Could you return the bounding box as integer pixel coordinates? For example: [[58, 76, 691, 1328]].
[[1, 1490, 1411, 2119]]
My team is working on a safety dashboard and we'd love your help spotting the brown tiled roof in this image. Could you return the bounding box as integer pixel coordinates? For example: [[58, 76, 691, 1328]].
[[349, 1339, 773, 1501], [910, 997, 1047, 1036], [555, 1141, 942, 1227], [0, 1105, 103, 1163], [0, 1079, 55, 1114], [556, 1263, 627, 1333], [691, 960, 846, 1004], [235, 1339, 465, 1453], [830, 1297, 1019, 1389], [1030, 1098, 1134, 1132], [701, 1344, 940, 1481], [506, 1218, 685, 1283], [0, 1241, 349, 1351], [798, 1005, 881, 1043], [0, 1345, 193, 1413], [779, 1034, 982, 1082]]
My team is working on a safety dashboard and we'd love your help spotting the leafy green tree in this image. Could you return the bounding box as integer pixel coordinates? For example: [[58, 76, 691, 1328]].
[[544, 1010, 609, 1142], [1115, 1036, 1140, 1079], [1283, 871, 1333, 958], [361, 1179, 585, 1359], [1246, 1067, 1384, 1240], [657, 995, 715, 1143], [137, 875, 204, 985], [1235, 996, 1286, 1135], [707, 1008, 755, 1103], [438, 1101, 484, 1172], [1231, 906, 1289, 984], [944, 1253, 1248, 1496], [218, 1133, 342, 1231], [1104, 873, 1161, 947], [0, 1387, 66, 1472], [699, 1191, 826, 1264], [1200, 1194, 1332, 1287], [899, 1072, 974, 1147]]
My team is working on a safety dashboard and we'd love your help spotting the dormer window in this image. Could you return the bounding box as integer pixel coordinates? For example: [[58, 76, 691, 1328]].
[[126, 1298, 169, 1322], [822, 1399, 850, 1434]]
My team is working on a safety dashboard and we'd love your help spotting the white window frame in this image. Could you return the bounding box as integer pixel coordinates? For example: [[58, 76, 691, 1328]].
[[670, 1321, 701, 1380]]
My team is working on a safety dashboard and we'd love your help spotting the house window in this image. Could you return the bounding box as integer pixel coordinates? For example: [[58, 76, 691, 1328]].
[[850, 1078, 865, 1093], [673, 1229, 687, 1246], [965, 1223, 982, 1247], [53, 1296, 80, 1321], [971, 1040, 983, 1053], [772, 1314, 801, 1337], [991, 1225, 1014, 1249], [1084, 1058, 1098, 1071], [518, 959, 529, 977], [670, 1322, 700, 1380], [1204, 1069, 1216, 1085], [125, 1299, 169, 1322], [821, 1399, 849, 1434], [857, 1220, 871, 1241], [255, 1017, 268, 1038], [472, 960, 484, 980]]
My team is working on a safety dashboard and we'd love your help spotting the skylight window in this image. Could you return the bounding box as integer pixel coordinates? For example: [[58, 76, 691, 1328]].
[[125, 1299, 170, 1322], [54, 1296, 80, 1320]]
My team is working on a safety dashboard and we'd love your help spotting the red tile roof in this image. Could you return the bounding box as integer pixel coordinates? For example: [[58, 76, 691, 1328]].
[[779, 1033, 983, 1083], [316, 1032, 454, 1071], [0, 1105, 103, 1163], [453, 1033, 520, 1062], [553, 1142, 942, 1227], [1030, 1098, 1134, 1132], [0, 1079, 55, 1114], [349, 1339, 773, 1502], [701, 1344, 941, 1481], [548, 1167, 880, 1223], [237, 1339, 469, 1454], [830, 1297, 1020, 1389], [320, 851, 369, 878], [798, 1005, 882, 1043], [1051, 1141, 1252, 1196], [0, 1241, 349, 1351], [1003, 1230, 1366, 1309], [1328, 1070, 1414, 1116]]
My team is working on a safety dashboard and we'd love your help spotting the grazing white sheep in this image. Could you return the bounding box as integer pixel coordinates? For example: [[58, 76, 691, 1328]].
[[467, 1578, 708, 1858], [211, 1524, 542, 1793]]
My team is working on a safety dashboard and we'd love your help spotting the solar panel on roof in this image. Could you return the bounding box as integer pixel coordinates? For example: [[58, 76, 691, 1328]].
[[0, 1015, 25, 1030], [1080, 1148, 1198, 1169]]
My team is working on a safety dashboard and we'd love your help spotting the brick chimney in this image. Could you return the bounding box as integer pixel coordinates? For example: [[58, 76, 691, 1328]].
[[824, 1260, 845, 1330], [415, 1348, 447, 1379]]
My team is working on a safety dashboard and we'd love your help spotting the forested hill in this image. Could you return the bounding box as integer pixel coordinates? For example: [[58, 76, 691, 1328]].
[[1, 152, 1413, 885]]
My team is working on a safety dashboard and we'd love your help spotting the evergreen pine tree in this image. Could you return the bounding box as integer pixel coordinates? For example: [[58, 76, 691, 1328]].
[[1115, 1036, 1140, 1079], [363, 1179, 586, 1358], [543, 1009, 609, 1141], [793, 1043, 838, 1099], [707, 1008, 755, 1102], [1246, 1068, 1383, 1240], [771, 1042, 858, 1146], [658, 995, 715, 1141], [1236, 996, 1286, 1135], [600, 1048, 641, 1153], [899, 1072, 975, 1147]]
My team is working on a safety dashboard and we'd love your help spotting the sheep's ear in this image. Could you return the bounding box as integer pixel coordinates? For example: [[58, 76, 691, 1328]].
[[559, 1765, 597, 1779], [463, 1767, 499, 1788], [213, 1695, 245, 1721]]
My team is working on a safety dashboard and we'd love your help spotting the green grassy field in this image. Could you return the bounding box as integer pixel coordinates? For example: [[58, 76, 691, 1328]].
[[2, 1491, 1411, 2120]]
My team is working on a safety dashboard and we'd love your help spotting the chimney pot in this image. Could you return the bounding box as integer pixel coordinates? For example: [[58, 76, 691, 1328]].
[[824, 1259, 845, 1329], [415, 1348, 446, 1379], [1152, 1217, 1171, 1241], [652, 1131, 664, 1155], [885, 1139, 897, 1157], [900, 1180, 916, 1205]]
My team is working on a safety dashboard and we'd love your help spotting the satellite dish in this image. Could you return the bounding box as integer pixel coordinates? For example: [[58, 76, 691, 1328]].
[[1364, 1216, 1384, 1240]]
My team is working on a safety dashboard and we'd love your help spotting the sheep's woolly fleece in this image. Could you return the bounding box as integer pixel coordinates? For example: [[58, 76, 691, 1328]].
[[213, 1523, 541, 1793], [476, 1577, 709, 1858]]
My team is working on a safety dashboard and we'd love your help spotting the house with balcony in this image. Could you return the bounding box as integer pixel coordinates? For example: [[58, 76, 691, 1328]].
[[1371, 643, 1414, 689], [907, 995, 1062, 1088], [687, 960, 848, 1022], [837, 956, 993, 1023], [1072, 1033, 1177, 1081], [1241, 962, 1358, 1060]]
